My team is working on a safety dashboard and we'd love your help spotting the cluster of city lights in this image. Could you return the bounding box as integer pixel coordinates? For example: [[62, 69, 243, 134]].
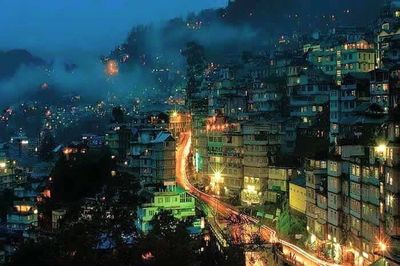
[[105, 60, 119, 76]]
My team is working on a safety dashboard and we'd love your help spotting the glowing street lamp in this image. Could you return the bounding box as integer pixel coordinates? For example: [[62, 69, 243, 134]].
[[214, 171, 222, 183], [376, 238, 389, 261], [376, 143, 387, 154], [379, 241, 387, 252]]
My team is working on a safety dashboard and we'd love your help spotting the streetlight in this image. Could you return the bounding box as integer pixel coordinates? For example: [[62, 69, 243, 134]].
[[376, 144, 387, 153], [214, 171, 222, 183], [376, 238, 389, 263], [379, 241, 387, 252]]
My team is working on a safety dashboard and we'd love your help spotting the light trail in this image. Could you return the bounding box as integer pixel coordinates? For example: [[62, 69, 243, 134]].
[[176, 132, 340, 266]]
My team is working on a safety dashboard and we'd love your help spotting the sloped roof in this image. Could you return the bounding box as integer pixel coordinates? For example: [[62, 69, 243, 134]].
[[151, 131, 174, 143]]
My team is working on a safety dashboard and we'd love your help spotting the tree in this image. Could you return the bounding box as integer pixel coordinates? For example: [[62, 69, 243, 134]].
[[276, 206, 306, 238], [51, 147, 113, 203], [112, 107, 125, 124], [7, 239, 61, 266], [137, 211, 200, 266], [38, 129, 56, 161]]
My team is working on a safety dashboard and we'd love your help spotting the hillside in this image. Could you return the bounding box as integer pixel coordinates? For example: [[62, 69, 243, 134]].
[[0, 49, 45, 80], [109, 0, 383, 71]]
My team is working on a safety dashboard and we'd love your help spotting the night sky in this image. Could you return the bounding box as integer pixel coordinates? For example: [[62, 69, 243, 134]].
[[0, 0, 227, 58]]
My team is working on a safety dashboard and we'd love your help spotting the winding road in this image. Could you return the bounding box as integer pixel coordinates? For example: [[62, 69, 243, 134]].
[[176, 132, 339, 266]]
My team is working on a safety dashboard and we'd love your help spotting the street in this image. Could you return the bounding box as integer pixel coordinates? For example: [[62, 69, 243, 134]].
[[176, 132, 340, 266]]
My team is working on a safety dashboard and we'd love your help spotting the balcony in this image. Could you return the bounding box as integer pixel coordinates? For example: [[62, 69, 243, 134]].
[[317, 194, 328, 210], [350, 209, 361, 219], [350, 190, 361, 200], [328, 176, 341, 193], [350, 173, 360, 183], [306, 203, 318, 219], [362, 175, 380, 186], [328, 192, 342, 210]]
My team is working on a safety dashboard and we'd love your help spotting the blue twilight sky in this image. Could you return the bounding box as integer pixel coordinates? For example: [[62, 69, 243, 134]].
[[0, 0, 227, 58]]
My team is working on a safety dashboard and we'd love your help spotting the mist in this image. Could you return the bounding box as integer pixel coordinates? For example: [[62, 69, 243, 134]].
[[0, 0, 228, 104], [0, 0, 384, 105], [0, 0, 227, 59]]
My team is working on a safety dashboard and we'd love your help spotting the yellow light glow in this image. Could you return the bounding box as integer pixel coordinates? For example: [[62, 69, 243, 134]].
[[376, 144, 387, 154], [214, 171, 222, 183], [0, 162, 6, 168], [310, 234, 316, 243], [379, 241, 387, 252], [172, 111, 178, 117], [247, 185, 256, 193]]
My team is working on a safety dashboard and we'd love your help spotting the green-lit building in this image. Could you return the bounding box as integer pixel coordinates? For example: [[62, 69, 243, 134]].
[[136, 182, 200, 233]]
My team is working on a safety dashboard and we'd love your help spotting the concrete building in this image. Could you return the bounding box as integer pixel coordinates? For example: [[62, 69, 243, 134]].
[[290, 67, 333, 128], [305, 157, 328, 250], [240, 119, 281, 205], [289, 176, 307, 214], [7, 201, 38, 231], [139, 131, 176, 186], [370, 69, 390, 112], [0, 146, 20, 191], [308, 40, 375, 85], [52, 209, 67, 231], [136, 182, 200, 233], [266, 166, 297, 204], [206, 114, 243, 198], [168, 110, 191, 139], [329, 73, 371, 142]]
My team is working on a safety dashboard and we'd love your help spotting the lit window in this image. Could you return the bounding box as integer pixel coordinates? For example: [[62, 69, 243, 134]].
[[383, 84, 389, 91]]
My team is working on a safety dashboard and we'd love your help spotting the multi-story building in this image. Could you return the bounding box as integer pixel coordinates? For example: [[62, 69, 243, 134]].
[[377, 26, 400, 68], [7, 201, 38, 231], [135, 182, 200, 233], [290, 67, 332, 127], [370, 69, 390, 112], [208, 66, 248, 118], [289, 176, 307, 214], [305, 157, 328, 250], [206, 114, 243, 197], [189, 83, 209, 185], [308, 39, 375, 85], [52, 209, 66, 231], [168, 110, 191, 139], [265, 166, 297, 203], [139, 131, 176, 186], [240, 119, 281, 205], [250, 79, 285, 114], [329, 73, 371, 142], [0, 147, 19, 191], [104, 124, 132, 159]]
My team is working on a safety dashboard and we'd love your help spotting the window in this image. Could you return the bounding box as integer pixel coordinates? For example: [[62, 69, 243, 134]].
[[395, 125, 400, 137], [351, 164, 361, 176], [329, 161, 338, 172]]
